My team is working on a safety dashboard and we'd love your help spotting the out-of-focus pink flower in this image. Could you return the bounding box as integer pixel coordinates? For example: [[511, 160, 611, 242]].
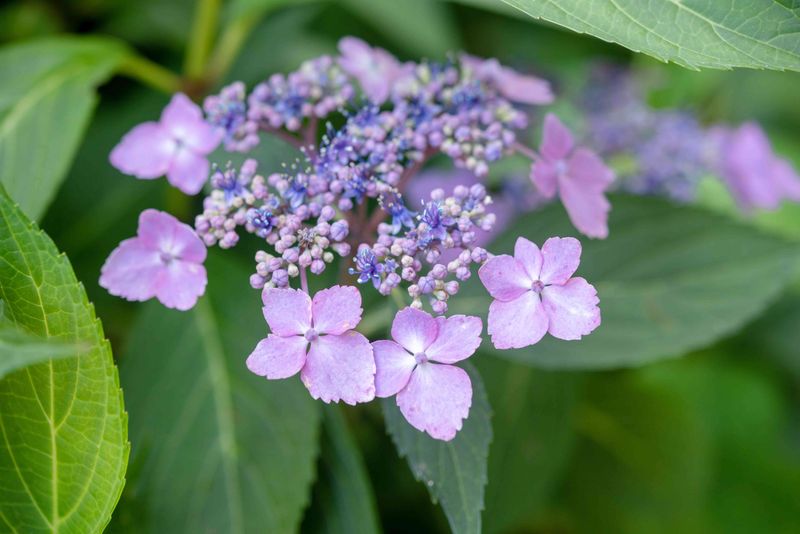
[[531, 114, 614, 239], [338, 37, 403, 105], [110, 93, 222, 195], [478, 236, 600, 349], [100, 209, 207, 311], [712, 122, 800, 211], [247, 286, 376, 405], [373, 307, 482, 441], [461, 54, 553, 105]]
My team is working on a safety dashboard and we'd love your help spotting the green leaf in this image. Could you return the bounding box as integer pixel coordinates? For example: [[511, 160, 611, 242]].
[[557, 369, 713, 533], [471, 0, 800, 71], [117, 252, 320, 533], [382, 363, 492, 534], [0, 185, 128, 532], [0, 36, 127, 220], [0, 322, 86, 381], [302, 405, 381, 534], [477, 357, 580, 533], [451, 196, 800, 369]]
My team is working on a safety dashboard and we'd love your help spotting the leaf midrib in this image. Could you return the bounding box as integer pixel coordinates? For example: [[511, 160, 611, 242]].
[[193, 299, 245, 534]]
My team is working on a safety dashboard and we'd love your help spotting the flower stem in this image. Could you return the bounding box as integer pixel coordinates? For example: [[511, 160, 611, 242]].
[[185, 0, 221, 79], [118, 53, 182, 95], [300, 265, 309, 294], [207, 15, 261, 84], [513, 142, 539, 161]]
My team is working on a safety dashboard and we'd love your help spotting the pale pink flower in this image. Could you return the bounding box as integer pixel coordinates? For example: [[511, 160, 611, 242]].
[[373, 307, 482, 441], [247, 286, 376, 405], [100, 209, 207, 311], [110, 93, 222, 195], [461, 54, 553, 105], [712, 122, 800, 211], [337, 37, 403, 105], [531, 114, 614, 239], [478, 236, 600, 349]]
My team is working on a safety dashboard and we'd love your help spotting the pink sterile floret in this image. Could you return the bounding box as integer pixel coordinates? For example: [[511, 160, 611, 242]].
[[110, 93, 222, 195], [373, 307, 482, 441], [530, 113, 614, 239], [247, 285, 376, 405], [337, 36, 405, 105], [100, 209, 207, 311], [478, 236, 600, 349]]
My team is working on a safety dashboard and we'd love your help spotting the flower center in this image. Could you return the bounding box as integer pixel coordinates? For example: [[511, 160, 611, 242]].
[[554, 160, 567, 176], [531, 280, 545, 293], [304, 329, 318, 342], [414, 352, 428, 365], [159, 251, 175, 264]]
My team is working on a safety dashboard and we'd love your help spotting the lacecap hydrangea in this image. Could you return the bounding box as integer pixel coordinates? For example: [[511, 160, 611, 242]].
[[101, 37, 608, 441]]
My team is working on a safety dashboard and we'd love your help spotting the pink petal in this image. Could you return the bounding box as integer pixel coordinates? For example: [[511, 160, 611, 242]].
[[246, 335, 308, 379], [391, 307, 439, 354], [560, 148, 613, 239], [373, 340, 415, 398], [301, 331, 376, 405], [539, 236, 581, 285], [497, 67, 554, 105], [530, 159, 559, 199], [160, 93, 221, 153], [262, 287, 312, 336], [109, 122, 176, 178], [477, 255, 531, 302], [167, 148, 210, 195], [338, 37, 399, 105], [137, 209, 207, 263], [153, 260, 207, 311], [487, 291, 548, 349], [425, 315, 482, 364], [541, 277, 601, 340], [99, 238, 161, 303], [514, 237, 543, 281], [540, 113, 574, 161], [396, 363, 472, 441], [771, 158, 800, 202], [311, 285, 363, 335]]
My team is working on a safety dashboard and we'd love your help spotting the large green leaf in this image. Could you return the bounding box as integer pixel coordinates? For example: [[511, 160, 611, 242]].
[[382, 363, 492, 534], [477, 357, 580, 534], [117, 253, 320, 533], [0, 323, 86, 381], [0, 186, 128, 532], [302, 406, 381, 534], [0, 36, 127, 220], [451, 196, 800, 369], [483, 0, 800, 71]]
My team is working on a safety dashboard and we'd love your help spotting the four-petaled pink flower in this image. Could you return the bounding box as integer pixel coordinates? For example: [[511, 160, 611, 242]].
[[338, 37, 404, 105], [110, 93, 222, 195], [373, 308, 482, 441], [247, 286, 376, 405], [712, 122, 800, 211], [100, 209, 208, 311], [479, 236, 600, 349], [461, 54, 554, 105], [531, 114, 614, 239]]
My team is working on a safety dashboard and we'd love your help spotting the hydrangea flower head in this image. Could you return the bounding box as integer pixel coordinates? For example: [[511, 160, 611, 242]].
[[478, 236, 600, 349], [713, 122, 800, 211], [100, 209, 207, 310], [338, 37, 404, 105], [373, 308, 482, 441], [110, 93, 222, 194], [247, 286, 376, 405], [531, 114, 614, 238]]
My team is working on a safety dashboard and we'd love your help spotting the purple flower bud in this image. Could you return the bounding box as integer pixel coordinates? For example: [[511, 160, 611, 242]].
[[330, 220, 349, 241], [310, 259, 326, 274]]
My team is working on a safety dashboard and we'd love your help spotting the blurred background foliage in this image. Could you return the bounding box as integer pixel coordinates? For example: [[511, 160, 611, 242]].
[[1, 0, 799, 533]]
